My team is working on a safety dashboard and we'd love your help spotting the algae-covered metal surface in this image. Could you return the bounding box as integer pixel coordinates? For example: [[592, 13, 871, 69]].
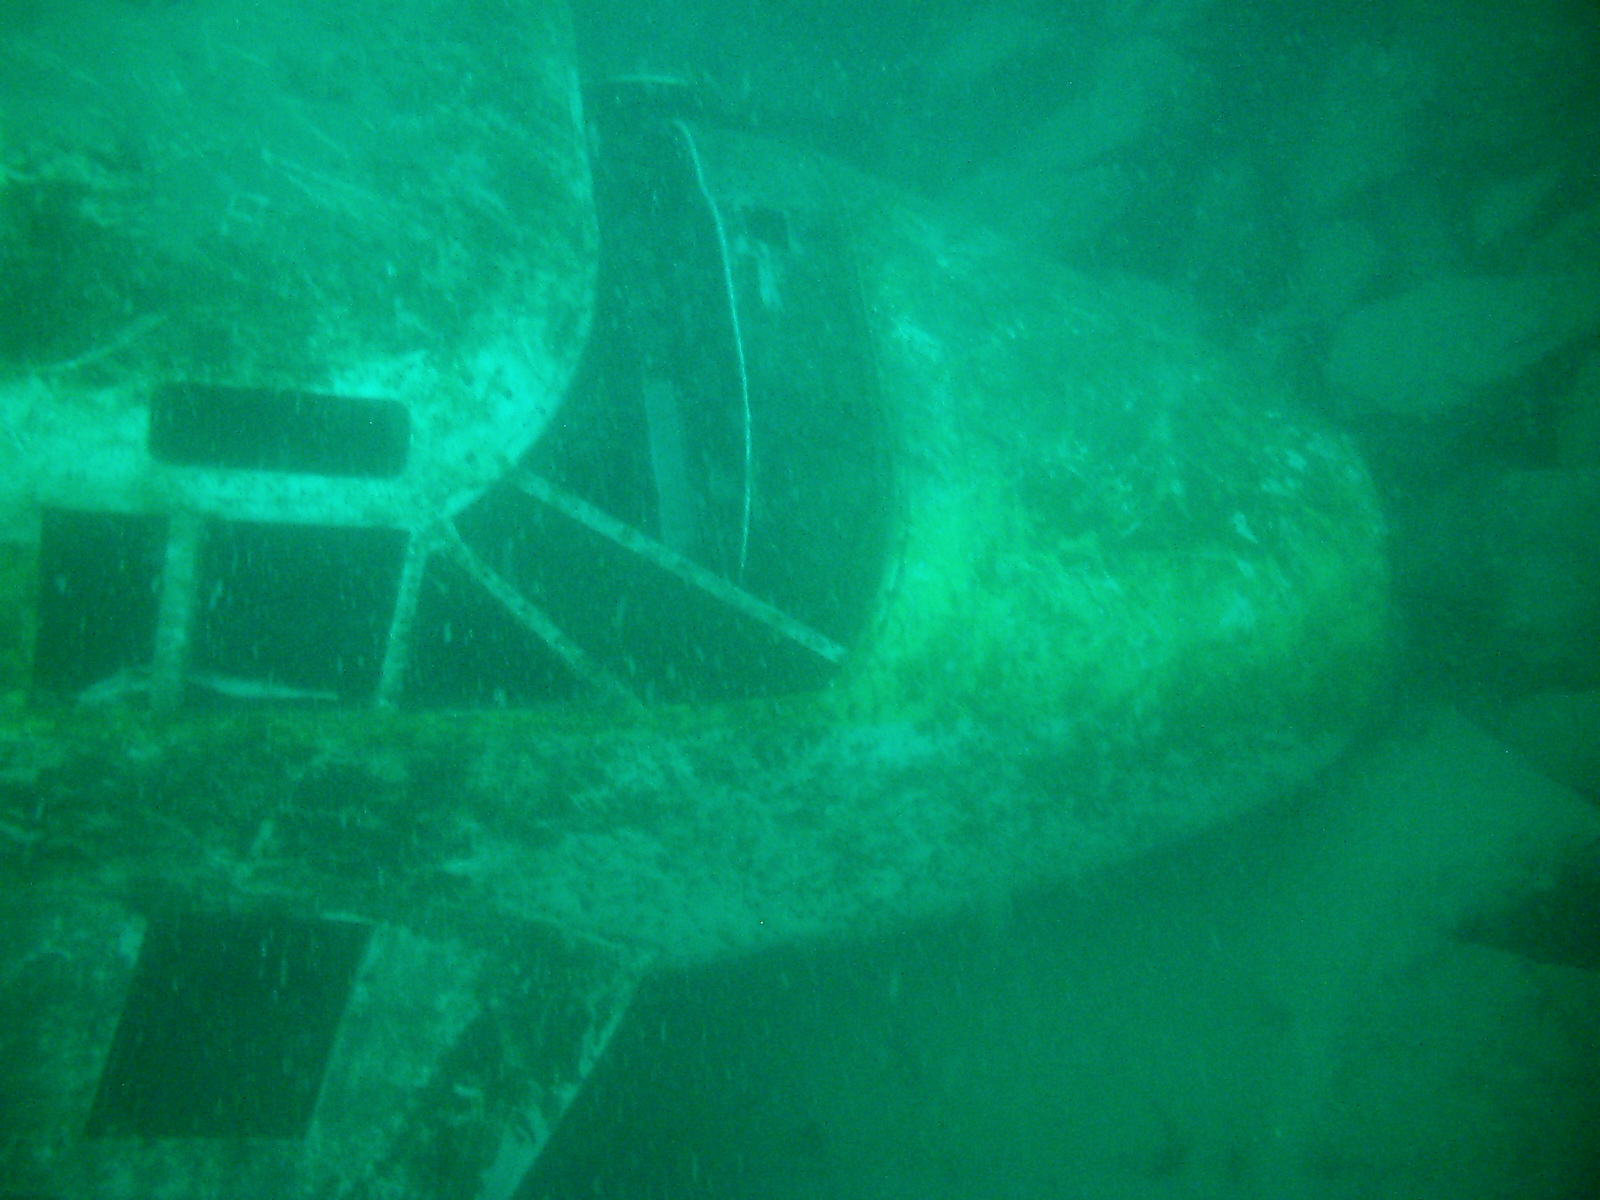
[[0, 181, 1391, 956], [1, 6, 1389, 1196], [1, 0, 593, 530]]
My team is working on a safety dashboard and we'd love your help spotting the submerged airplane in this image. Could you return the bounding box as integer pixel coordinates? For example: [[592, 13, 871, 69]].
[[0, 1, 1388, 1195]]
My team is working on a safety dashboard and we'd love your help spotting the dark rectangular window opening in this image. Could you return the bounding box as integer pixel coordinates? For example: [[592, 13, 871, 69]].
[[32, 508, 166, 702], [191, 520, 406, 702], [148, 383, 409, 478], [86, 913, 370, 1139]]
